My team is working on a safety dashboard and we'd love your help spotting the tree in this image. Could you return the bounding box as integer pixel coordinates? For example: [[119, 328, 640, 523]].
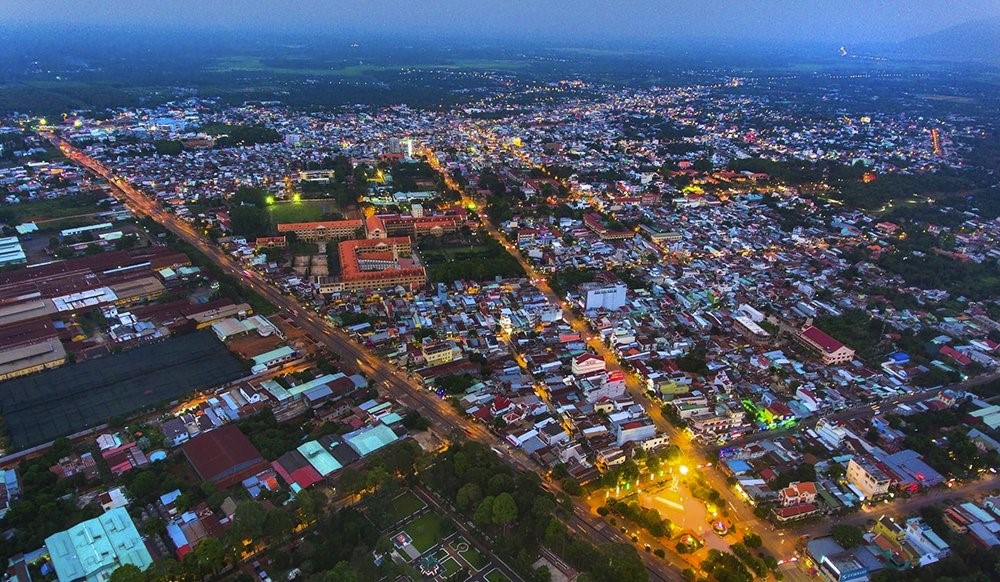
[[264, 507, 297, 542], [492, 492, 518, 528], [561, 478, 583, 496], [743, 532, 762, 549], [142, 516, 166, 537], [473, 496, 495, 528], [324, 561, 357, 582], [233, 501, 268, 539], [832, 524, 865, 549], [296, 489, 325, 523], [194, 537, 226, 575], [456, 483, 482, 512], [127, 471, 159, 500], [109, 564, 144, 582], [229, 205, 271, 239], [338, 467, 366, 495]]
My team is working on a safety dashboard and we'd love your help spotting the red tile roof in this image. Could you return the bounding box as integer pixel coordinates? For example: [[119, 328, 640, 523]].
[[800, 326, 845, 354]]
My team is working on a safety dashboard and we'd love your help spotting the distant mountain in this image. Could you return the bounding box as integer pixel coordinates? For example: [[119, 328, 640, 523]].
[[893, 18, 1000, 62]]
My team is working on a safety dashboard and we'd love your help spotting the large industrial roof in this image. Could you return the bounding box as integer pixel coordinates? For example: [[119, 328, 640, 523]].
[[46, 507, 152, 582]]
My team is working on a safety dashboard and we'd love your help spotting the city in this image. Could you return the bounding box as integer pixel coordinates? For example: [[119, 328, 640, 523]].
[[1, 3, 1000, 582]]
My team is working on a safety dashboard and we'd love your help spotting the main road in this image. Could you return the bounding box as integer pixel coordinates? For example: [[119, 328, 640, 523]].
[[52, 136, 681, 582]]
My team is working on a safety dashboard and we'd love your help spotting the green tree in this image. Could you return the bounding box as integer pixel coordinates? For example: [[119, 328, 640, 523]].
[[492, 492, 519, 528], [141, 516, 166, 537], [127, 471, 159, 500], [233, 501, 268, 539], [832, 524, 865, 549], [473, 496, 495, 528], [194, 537, 226, 575], [230, 205, 271, 239], [743, 532, 762, 549], [264, 507, 297, 542], [108, 564, 144, 582], [338, 467, 367, 495], [456, 483, 483, 512], [324, 561, 358, 582]]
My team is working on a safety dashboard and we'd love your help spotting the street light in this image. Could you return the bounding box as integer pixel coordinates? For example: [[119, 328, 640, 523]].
[[679, 465, 689, 476]]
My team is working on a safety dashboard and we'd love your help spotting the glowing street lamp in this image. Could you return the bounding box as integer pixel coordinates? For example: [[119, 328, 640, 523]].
[[679, 465, 689, 476]]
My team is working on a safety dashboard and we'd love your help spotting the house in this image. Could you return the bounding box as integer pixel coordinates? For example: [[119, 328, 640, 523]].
[[778, 481, 818, 507]]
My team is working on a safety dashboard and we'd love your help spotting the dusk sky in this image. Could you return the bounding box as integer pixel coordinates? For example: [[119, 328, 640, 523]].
[[3, 1, 999, 44]]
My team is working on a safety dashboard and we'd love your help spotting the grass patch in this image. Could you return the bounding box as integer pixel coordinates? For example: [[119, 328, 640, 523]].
[[419, 236, 524, 282], [268, 202, 326, 225], [459, 545, 486, 571], [387, 490, 426, 523], [439, 557, 462, 578], [485, 569, 511, 582], [0, 192, 111, 223], [404, 512, 443, 554]]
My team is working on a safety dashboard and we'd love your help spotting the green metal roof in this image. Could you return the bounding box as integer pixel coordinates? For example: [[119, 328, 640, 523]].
[[297, 440, 342, 476], [252, 346, 296, 366], [345, 423, 399, 457]]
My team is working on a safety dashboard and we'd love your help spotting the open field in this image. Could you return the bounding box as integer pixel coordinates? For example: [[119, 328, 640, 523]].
[[404, 512, 443, 554], [207, 56, 528, 76], [0, 192, 110, 223], [267, 202, 327, 225], [387, 490, 426, 523]]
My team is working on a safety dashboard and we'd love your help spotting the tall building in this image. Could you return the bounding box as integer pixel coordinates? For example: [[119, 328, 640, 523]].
[[846, 458, 891, 499], [579, 282, 627, 311]]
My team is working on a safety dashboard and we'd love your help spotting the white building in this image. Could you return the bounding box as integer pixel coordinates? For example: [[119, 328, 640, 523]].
[[580, 282, 627, 311], [571, 353, 606, 376], [615, 419, 657, 446], [846, 458, 891, 499]]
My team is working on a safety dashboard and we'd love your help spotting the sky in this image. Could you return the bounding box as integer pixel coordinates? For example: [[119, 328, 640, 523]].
[[2, 1, 998, 44]]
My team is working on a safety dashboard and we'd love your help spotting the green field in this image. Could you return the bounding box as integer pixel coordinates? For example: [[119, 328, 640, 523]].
[[459, 545, 486, 570], [439, 557, 462, 577], [208, 56, 527, 76], [485, 569, 511, 582], [267, 202, 328, 225], [418, 244, 490, 266], [387, 490, 426, 523], [404, 513, 443, 554], [0, 192, 108, 224]]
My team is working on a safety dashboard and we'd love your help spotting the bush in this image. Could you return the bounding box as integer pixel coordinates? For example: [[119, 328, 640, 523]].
[[597, 506, 610, 517]]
